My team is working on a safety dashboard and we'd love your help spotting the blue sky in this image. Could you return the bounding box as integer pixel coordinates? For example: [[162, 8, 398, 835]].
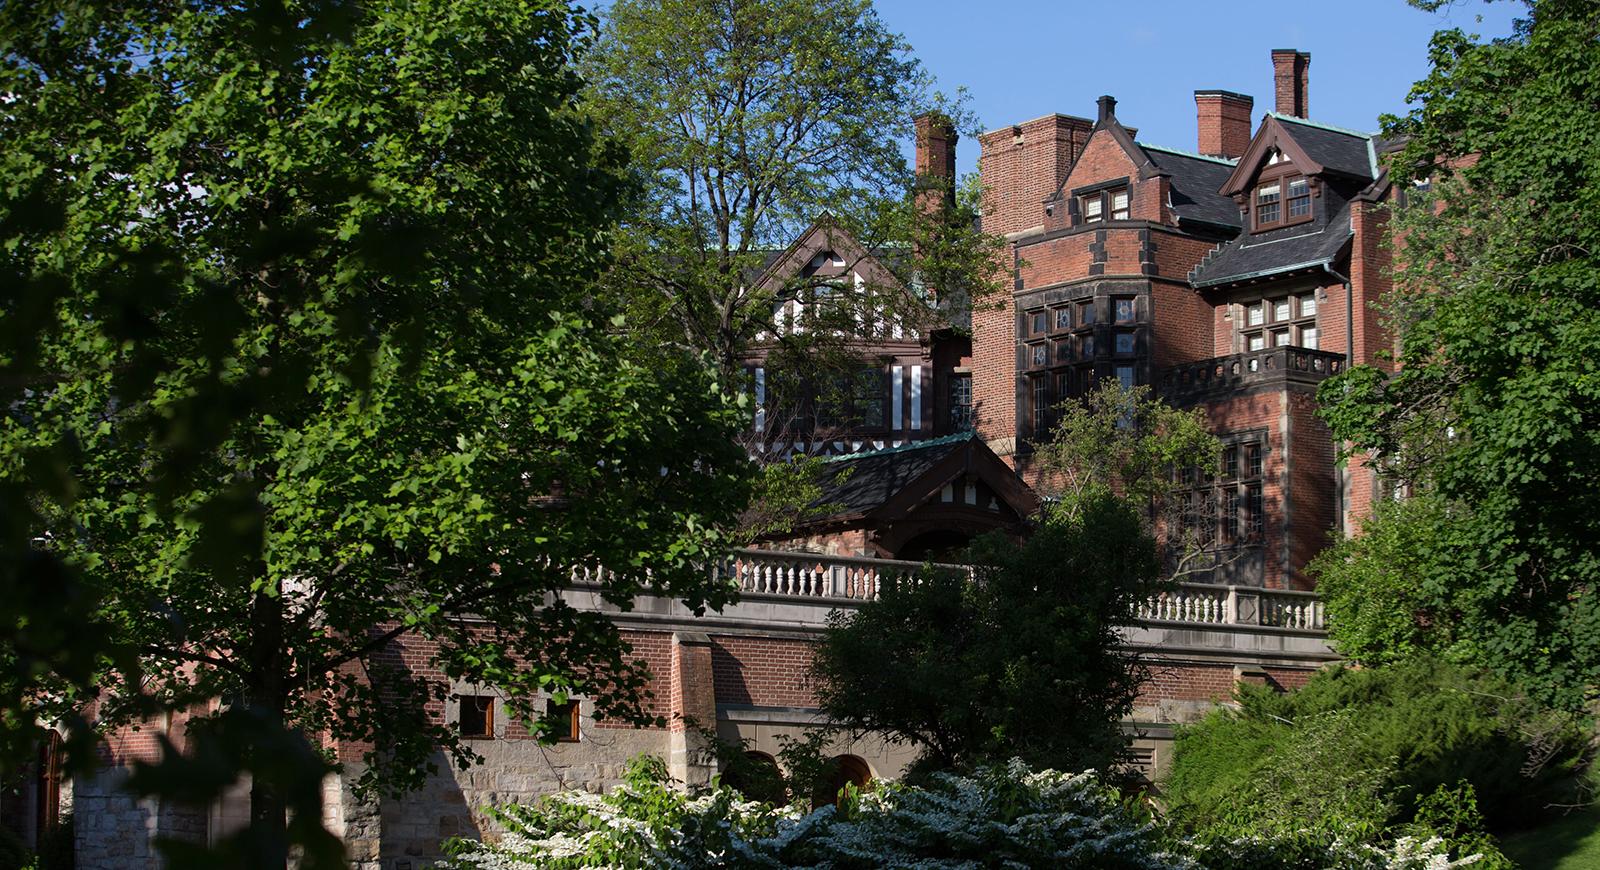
[[872, 0, 1525, 176]]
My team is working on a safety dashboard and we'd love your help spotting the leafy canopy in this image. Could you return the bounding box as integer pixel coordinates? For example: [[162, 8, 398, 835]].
[[812, 490, 1161, 777], [0, 0, 751, 861], [1313, 0, 1600, 709], [583, 0, 1006, 380]]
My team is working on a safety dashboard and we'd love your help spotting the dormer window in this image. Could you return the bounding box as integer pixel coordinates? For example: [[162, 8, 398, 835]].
[[1110, 189, 1130, 220], [1079, 186, 1130, 224], [1082, 194, 1102, 223], [1253, 169, 1312, 231]]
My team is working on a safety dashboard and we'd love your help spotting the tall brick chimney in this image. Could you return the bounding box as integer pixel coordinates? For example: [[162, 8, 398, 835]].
[[1194, 90, 1254, 159], [914, 112, 957, 215], [1272, 49, 1310, 118]]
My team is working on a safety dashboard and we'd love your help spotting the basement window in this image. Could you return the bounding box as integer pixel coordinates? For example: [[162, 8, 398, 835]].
[[546, 698, 580, 743], [458, 694, 495, 740]]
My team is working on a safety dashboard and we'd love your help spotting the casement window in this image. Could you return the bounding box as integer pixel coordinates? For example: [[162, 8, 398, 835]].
[[1029, 309, 1048, 336], [1081, 186, 1130, 224], [1255, 182, 1281, 226], [1054, 307, 1073, 331], [1114, 332, 1137, 355], [1078, 300, 1096, 325], [1254, 175, 1312, 230], [458, 694, 495, 739], [1113, 297, 1136, 323], [1031, 376, 1051, 436], [1239, 293, 1319, 351], [546, 698, 580, 743], [949, 374, 973, 431], [1028, 343, 1049, 369], [1055, 338, 1074, 364], [814, 368, 885, 431], [1115, 365, 1136, 390], [1110, 188, 1130, 220], [1173, 437, 1268, 549]]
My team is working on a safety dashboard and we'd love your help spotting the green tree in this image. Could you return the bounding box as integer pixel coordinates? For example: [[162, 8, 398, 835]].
[[1313, 0, 1600, 709], [0, 0, 751, 863], [1034, 381, 1222, 579], [812, 490, 1160, 777], [583, 0, 1006, 381]]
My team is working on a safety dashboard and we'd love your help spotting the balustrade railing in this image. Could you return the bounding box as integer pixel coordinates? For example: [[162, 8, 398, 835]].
[[566, 548, 1325, 631], [715, 548, 966, 601], [1161, 346, 1346, 400]]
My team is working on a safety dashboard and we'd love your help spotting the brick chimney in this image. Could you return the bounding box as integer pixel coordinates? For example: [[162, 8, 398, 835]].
[[977, 113, 1093, 237], [1195, 90, 1254, 159], [914, 112, 957, 215], [1272, 49, 1310, 118]]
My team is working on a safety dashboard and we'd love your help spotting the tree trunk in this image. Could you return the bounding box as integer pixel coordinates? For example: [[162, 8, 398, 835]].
[[247, 583, 290, 870]]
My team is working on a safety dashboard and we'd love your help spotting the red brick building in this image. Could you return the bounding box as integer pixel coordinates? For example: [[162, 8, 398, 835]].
[[51, 47, 1391, 870], [973, 48, 1399, 589]]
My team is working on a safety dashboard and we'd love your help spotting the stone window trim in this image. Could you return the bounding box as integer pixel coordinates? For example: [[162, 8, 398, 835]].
[[449, 689, 502, 741], [1071, 176, 1133, 226]]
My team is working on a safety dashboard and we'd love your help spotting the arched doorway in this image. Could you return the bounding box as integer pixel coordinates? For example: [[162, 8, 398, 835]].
[[724, 750, 786, 805], [812, 754, 873, 808]]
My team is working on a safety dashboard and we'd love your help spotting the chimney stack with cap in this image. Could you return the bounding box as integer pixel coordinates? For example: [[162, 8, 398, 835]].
[[1096, 94, 1117, 125], [1195, 90, 1254, 159], [1271, 49, 1310, 118], [914, 112, 957, 215]]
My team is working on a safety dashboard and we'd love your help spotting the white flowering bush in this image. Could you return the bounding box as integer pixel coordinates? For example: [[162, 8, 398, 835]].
[[440, 756, 1489, 869]]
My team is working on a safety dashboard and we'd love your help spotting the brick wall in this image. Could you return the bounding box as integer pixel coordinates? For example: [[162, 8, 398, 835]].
[[978, 114, 1092, 238], [710, 635, 819, 708]]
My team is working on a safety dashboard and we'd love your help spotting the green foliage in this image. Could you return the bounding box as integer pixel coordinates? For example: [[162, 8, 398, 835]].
[[0, 0, 752, 860], [737, 455, 849, 543], [1165, 658, 1588, 839], [444, 754, 1491, 869], [1314, 0, 1600, 709], [812, 490, 1160, 776], [1035, 381, 1221, 578], [1310, 494, 1475, 666], [584, 0, 1006, 377]]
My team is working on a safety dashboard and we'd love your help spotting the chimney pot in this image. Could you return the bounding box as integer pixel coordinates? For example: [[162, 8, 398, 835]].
[[1271, 49, 1310, 118]]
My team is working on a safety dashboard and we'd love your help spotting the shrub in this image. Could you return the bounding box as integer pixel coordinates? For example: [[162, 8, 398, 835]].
[[443, 755, 1492, 869], [1164, 657, 1588, 835]]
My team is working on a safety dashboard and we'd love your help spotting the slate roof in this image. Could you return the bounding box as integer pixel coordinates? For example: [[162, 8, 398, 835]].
[[1190, 199, 1353, 288], [1188, 116, 1381, 288], [1140, 144, 1243, 229], [1271, 114, 1377, 180], [810, 432, 974, 517]]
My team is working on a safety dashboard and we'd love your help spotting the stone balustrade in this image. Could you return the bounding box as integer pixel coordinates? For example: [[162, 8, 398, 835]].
[[701, 548, 1325, 632], [716, 548, 963, 601]]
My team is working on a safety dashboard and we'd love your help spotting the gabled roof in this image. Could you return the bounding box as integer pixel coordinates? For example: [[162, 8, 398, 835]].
[[747, 214, 905, 296], [1221, 114, 1379, 197], [804, 432, 1039, 527], [1140, 144, 1242, 229]]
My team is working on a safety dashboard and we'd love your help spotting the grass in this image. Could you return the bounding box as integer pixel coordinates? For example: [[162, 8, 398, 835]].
[[1500, 804, 1600, 870]]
